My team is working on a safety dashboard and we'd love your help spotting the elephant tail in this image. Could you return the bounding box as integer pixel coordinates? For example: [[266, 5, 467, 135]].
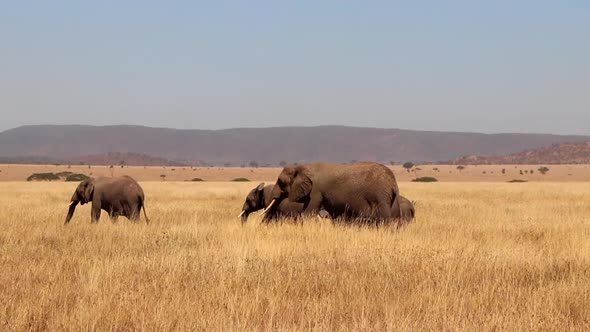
[[140, 196, 150, 224]]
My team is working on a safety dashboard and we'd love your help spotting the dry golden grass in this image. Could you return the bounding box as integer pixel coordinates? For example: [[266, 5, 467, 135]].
[[1, 181, 590, 331], [2, 163, 590, 182]]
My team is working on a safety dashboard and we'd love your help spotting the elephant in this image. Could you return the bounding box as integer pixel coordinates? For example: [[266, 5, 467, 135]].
[[239, 182, 329, 223], [264, 161, 403, 225], [64, 175, 149, 224], [392, 195, 415, 222]]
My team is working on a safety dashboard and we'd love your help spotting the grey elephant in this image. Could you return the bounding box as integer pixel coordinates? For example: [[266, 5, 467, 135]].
[[239, 182, 329, 223], [65, 175, 149, 224], [263, 161, 403, 225], [392, 195, 415, 222]]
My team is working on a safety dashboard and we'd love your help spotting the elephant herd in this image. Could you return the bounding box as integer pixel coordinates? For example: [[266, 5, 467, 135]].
[[64, 161, 415, 227]]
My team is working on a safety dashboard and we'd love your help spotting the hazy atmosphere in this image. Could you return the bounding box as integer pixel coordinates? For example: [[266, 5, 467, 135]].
[[3, 3, 590, 331], [1, 1, 588, 134]]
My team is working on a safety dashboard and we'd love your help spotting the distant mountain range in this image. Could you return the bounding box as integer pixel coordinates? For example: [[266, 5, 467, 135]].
[[0, 125, 589, 165], [446, 141, 590, 165]]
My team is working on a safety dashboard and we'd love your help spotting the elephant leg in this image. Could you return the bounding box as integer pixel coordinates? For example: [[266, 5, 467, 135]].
[[302, 193, 322, 216], [91, 202, 102, 223], [129, 203, 141, 222], [376, 201, 392, 224]]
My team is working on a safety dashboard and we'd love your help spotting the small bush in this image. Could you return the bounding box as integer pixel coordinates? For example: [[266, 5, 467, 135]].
[[412, 177, 438, 183], [508, 179, 528, 183], [27, 173, 61, 181], [65, 173, 90, 182], [538, 166, 550, 175], [190, 178, 205, 182], [231, 178, 250, 182]]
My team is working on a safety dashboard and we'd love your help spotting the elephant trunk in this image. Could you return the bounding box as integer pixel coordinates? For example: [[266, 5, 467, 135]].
[[239, 210, 249, 224], [270, 184, 282, 201], [64, 200, 79, 224]]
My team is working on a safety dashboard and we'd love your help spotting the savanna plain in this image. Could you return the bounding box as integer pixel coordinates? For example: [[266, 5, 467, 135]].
[[1, 177, 590, 330]]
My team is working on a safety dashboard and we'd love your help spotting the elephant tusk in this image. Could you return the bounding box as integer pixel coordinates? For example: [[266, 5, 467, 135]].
[[68, 201, 75, 207], [238, 210, 245, 218], [261, 199, 276, 215]]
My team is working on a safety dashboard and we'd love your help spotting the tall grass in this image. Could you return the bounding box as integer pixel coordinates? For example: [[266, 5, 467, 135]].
[[0, 181, 589, 330]]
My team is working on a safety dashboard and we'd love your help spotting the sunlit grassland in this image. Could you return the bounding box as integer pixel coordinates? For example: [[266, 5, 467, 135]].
[[1, 181, 589, 330]]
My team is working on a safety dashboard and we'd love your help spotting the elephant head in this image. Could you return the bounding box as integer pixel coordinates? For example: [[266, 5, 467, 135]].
[[64, 178, 95, 224], [238, 182, 266, 223], [266, 166, 312, 214]]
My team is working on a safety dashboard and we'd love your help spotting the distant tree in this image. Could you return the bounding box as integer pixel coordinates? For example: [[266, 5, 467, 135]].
[[501, 168, 506, 174], [524, 170, 528, 174], [530, 170, 534, 175], [160, 174, 166, 181], [249, 161, 259, 168], [482, 171, 487, 174], [403, 162, 414, 173], [279, 161, 288, 167], [538, 166, 550, 175], [88, 165, 91, 169], [456, 165, 465, 172], [432, 167, 439, 172], [519, 170, 524, 175]]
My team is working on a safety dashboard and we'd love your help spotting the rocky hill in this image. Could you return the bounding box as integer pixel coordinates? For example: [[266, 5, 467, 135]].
[[447, 142, 590, 165], [1, 125, 589, 165]]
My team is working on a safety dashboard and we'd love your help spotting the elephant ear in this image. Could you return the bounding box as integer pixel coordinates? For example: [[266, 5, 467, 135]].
[[83, 181, 95, 203], [256, 182, 265, 191], [289, 167, 312, 202]]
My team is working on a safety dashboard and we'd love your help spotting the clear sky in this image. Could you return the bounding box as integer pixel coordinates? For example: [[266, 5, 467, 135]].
[[1, 1, 588, 134]]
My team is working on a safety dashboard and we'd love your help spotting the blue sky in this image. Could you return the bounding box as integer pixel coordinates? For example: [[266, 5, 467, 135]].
[[1, 1, 588, 134]]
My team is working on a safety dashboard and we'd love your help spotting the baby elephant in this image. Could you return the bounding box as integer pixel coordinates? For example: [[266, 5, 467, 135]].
[[65, 175, 149, 224], [239, 183, 332, 223], [239, 183, 306, 223], [392, 195, 415, 222]]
